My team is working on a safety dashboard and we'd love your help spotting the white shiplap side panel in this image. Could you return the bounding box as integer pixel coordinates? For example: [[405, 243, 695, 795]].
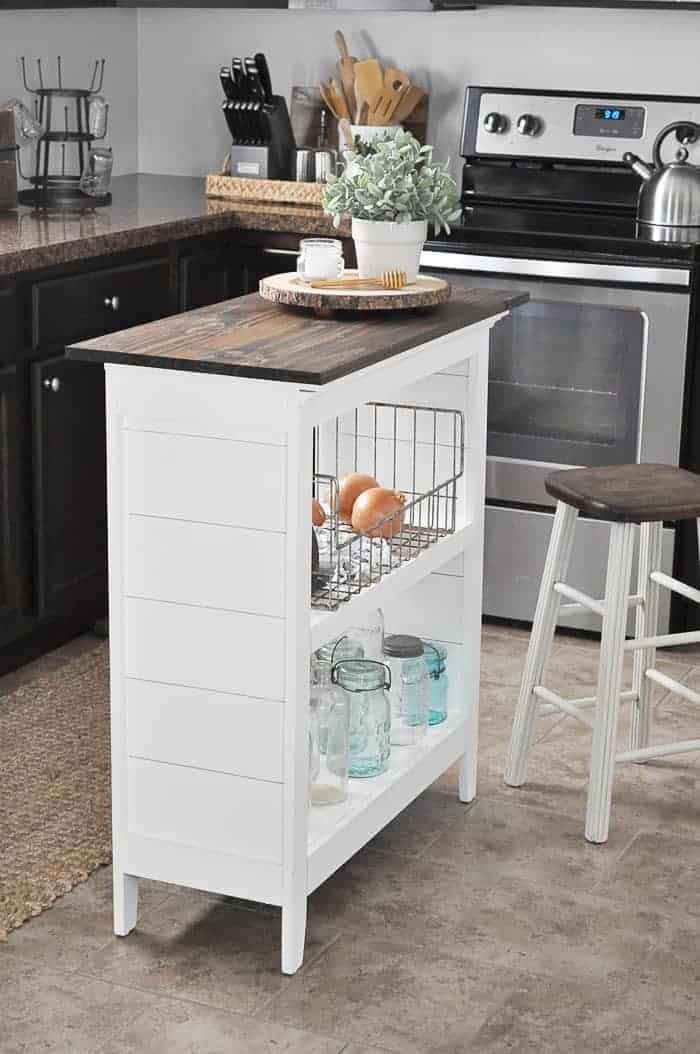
[[110, 365, 290, 445], [123, 835, 283, 906], [125, 597, 285, 700], [127, 757, 283, 862], [125, 429, 286, 530], [125, 515, 285, 618], [125, 679, 284, 783]]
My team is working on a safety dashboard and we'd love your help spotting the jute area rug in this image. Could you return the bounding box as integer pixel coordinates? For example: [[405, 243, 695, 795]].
[[0, 641, 112, 940]]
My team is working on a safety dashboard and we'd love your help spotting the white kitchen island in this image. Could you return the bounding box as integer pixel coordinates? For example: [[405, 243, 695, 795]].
[[68, 284, 525, 974]]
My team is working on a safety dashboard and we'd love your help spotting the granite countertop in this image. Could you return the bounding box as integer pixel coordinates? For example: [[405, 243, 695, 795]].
[[0, 173, 346, 275], [67, 287, 528, 386]]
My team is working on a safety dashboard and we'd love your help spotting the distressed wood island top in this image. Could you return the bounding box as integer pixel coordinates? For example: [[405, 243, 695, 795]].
[[67, 286, 528, 385]]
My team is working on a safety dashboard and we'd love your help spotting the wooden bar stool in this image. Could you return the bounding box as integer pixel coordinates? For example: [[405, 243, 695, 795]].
[[505, 463, 700, 844]]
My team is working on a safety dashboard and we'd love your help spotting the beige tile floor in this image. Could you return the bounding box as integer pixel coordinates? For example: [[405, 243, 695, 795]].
[[2, 624, 700, 1053]]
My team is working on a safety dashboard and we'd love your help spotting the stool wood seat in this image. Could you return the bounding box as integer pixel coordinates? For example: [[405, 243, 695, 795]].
[[506, 463, 700, 844], [545, 463, 700, 523]]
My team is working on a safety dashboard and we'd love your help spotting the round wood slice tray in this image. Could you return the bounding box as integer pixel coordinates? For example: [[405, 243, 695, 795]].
[[259, 271, 451, 313]]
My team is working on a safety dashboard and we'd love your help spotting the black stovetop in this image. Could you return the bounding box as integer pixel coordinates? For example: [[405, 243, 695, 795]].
[[425, 201, 700, 269]]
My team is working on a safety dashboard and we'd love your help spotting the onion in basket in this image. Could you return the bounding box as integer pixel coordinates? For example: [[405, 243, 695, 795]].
[[312, 498, 326, 527], [337, 472, 379, 522], [351, 487, 406, 539]]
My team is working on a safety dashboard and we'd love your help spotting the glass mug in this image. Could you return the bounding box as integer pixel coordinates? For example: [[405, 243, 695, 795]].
[[2, 98, 44, 146], [88, 95, 109, 140], [80, 146, 113, 198], [297, 237, 344, 282]]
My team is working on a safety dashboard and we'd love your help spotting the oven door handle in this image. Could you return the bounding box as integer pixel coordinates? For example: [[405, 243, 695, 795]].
[[420, 250, 690, 289]]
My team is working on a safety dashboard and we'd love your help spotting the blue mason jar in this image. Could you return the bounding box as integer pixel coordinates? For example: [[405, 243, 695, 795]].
[[383, 634, 429, 746], [422, 640, 449, 725], [331, 659, 391, 778]]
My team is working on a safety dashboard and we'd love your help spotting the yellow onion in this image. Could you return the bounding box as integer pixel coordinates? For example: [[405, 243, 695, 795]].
[[312, 498, 326, 527], [337, 472, 379, 522], [351, 487, 406, 538]]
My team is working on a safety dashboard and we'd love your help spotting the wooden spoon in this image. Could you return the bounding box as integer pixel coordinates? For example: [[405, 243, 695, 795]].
[[338, 117, 354, 151], [334, 30, 357, 123]]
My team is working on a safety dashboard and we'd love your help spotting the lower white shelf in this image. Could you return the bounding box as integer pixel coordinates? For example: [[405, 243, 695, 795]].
[[306, 704, 470, 893]]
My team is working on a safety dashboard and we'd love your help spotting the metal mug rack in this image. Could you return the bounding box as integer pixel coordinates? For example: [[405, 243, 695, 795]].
[[17, 56, 111, 209]]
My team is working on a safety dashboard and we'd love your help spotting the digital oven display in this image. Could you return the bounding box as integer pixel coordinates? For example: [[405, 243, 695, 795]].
[[574, 103, 645, 139], [596, 108, 625, 121]]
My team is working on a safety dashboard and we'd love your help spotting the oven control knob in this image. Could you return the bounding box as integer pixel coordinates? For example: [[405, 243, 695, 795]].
[[483, 111, 509, 134], [517, 113, 542, 137]]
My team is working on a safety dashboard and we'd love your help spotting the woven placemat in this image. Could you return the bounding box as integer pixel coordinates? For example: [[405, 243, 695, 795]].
[[0, 641, 111, 940]]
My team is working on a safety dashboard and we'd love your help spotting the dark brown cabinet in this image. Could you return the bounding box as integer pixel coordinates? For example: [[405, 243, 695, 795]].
[[0, 364, 27, 645], [32, 257, 171, 351], [179, 247, 246, 311], [32, 355, 107, 620], [0, 288, 21, 366], [0, 231, 345, 674]]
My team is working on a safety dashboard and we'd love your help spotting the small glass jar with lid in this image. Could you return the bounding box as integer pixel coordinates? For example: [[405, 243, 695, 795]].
[[422, 640, 449, 725], [332, 659, 391, 778], [383, 634, 429, 746]]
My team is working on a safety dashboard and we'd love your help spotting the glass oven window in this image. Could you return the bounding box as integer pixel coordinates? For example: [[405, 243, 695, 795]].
[[487, 300, 644, 467]]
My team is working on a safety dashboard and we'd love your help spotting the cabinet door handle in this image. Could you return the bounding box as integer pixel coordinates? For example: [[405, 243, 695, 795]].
[[43, 376, 61, 392], [104, 295, 120, 310]]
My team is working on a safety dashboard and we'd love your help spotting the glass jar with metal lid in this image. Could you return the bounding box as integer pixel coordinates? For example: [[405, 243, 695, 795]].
[[383, 634, 429, 746], [332, 659, 391, 778]]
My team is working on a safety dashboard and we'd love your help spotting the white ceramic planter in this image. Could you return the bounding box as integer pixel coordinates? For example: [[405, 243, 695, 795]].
[[351, 218, 428, 283], [340, 125, 402, 178]]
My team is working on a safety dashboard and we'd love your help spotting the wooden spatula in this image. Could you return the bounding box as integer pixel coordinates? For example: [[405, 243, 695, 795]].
[[353, 58, 384, 123], [320, 79, 349, 121], [334, 30, 357, 123], [371, 68, 412, 125], [392, 84, 426, 124]]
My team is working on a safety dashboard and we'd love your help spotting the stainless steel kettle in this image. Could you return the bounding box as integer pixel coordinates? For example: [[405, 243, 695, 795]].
[[624, 121, 700, 229]]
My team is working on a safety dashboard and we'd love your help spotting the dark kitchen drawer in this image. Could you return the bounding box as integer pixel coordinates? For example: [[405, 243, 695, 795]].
[[0, 287, 21, 364], [31, 257, 171, 350]]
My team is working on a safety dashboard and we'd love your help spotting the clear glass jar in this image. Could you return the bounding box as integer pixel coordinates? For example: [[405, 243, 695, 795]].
[[296, 237, 344, 282], [422, 640, 448, 725], [312, 635, 363, 755], [357, 608, 384, 661], [333, 659, 391, 779], [383, 634, 429, 746], [310, 681, 350, 806]]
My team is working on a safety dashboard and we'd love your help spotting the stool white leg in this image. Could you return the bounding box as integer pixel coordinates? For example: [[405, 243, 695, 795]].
[[630, 521, 663, 758], [505, 501, 578, 787], [585, 521, 635, 844]]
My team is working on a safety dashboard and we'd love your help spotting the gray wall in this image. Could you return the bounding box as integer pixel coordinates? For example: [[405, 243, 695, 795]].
[[136, 6, 700, 177], [0, 8, 138, 176], [3, 6, 700, 180]]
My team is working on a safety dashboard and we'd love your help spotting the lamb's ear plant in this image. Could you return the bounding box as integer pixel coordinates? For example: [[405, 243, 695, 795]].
[[322, 131, 461, 236]]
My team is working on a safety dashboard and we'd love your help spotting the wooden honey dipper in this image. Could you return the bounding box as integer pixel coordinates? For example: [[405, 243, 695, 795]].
[[310, 269, 409, 291]]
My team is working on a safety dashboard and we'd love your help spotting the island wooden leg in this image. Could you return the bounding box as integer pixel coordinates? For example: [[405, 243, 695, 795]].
[[113, 871, 138, 936]]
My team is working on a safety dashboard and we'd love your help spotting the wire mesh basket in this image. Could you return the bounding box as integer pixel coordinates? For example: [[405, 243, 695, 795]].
[[312, 401, 465, 610]]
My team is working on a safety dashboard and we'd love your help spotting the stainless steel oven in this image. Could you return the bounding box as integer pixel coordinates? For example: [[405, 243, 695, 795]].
[[422, 249, 692, 630]]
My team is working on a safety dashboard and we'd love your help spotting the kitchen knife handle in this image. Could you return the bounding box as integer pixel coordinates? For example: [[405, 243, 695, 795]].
[[254, 52, 273, 103]]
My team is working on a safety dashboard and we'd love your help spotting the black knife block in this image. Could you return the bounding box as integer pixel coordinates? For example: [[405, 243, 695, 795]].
[[228, 95, 295, 181]]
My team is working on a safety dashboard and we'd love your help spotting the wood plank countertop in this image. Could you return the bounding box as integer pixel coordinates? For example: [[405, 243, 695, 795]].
[[67, 287, 528, 386]]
